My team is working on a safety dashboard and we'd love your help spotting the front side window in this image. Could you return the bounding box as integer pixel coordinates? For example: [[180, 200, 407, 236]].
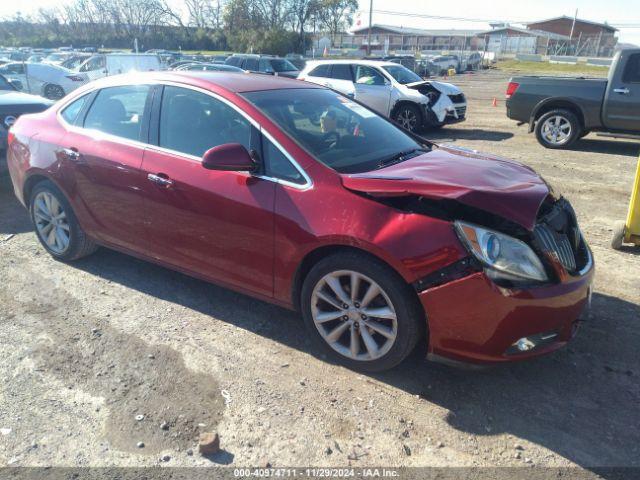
[[243, 88, 425, 174], [244, 58, 259, 71], [84, 85, 150, 141], [270, 59, 298, 72], [622, 53, 640, 83], [159, 86, 251, 158], [259, 58, 273, 73], [353, 65, 386, 86]]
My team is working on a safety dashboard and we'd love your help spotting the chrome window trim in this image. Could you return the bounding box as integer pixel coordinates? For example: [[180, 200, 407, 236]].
[[57, 78, 313, 191]]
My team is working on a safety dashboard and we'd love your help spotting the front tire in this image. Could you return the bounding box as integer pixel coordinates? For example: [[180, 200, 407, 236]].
[[393, 103, 422, 133], [535, 109, 581, 149], [29, 181, 98, 261], [300, 252, 425, 372]]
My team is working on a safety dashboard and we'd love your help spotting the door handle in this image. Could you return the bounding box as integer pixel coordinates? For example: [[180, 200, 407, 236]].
[[613, 87, 630, 95], [62, 147, 80, 160], [147, 173, 173, 187]]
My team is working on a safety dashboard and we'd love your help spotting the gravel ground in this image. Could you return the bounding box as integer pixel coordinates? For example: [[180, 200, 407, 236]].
[[0, 70, 639, 475]]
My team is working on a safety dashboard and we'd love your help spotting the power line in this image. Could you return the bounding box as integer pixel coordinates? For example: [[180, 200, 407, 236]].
[[357, 9, 640, 29]]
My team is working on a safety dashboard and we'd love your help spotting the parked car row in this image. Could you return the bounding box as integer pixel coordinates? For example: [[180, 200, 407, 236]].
[[4, 69, 594, 372]]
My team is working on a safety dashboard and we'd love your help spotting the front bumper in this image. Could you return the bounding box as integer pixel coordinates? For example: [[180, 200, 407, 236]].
[[418, 260, 594, 365]]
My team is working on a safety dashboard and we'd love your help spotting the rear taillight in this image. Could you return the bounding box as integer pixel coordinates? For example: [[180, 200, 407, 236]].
[[7, 130, 15, 146], [506, 82, 520, 99]]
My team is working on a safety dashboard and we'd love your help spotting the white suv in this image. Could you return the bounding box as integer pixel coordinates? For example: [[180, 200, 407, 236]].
[[298, 60, 467, 133]]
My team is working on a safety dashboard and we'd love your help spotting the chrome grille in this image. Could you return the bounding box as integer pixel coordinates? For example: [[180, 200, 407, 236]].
[[534, 223, 577, 272]]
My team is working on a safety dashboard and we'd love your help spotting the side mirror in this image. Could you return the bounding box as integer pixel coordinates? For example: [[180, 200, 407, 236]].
[[202, 143, 256, 172]]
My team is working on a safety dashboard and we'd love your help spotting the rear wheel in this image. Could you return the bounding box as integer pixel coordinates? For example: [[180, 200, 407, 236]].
[[29, 181, 98, 261], [43, 84, 65, 100], [535, 109, 581, 149], [393, 103, 422, 133], [300, 252, 424, 372]]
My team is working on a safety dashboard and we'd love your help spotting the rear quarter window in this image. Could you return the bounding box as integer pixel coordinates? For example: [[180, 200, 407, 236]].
[[60, 95, 89, 125]]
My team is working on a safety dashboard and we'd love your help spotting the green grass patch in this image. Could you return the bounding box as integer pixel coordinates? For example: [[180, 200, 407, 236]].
[[496, 59, 609, 77]]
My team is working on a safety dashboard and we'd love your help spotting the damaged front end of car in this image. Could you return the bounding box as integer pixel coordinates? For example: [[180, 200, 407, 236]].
[[404, 81, 467, 126], [340, 147, 594, 364]]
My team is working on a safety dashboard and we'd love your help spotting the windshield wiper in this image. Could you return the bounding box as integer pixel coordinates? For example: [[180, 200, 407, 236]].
[[376, 148, 427, 169]]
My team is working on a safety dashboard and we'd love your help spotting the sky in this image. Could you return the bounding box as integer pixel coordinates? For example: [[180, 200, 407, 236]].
[[0, 0, 639, 45], [356, 0, 640, 45]]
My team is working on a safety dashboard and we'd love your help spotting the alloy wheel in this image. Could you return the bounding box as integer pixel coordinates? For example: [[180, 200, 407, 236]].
[[397, 108, 418, 131], [541, 115, 572, 145], [33, 191, 71, 254], [310, 270, 398, 361], [44, 84, 65, 100]]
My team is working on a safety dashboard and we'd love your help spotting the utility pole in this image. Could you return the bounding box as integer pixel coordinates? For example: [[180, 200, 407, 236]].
[[569, 8, 578, 40], [569, 8, 578, 55], [367, 0, 373, 56]]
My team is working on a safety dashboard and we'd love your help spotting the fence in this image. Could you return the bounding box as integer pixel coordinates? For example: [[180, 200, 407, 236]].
[[312, 32, 618, 59]]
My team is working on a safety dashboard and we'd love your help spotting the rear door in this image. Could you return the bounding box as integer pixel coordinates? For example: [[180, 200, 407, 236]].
[[60, 84, 151, 251], [603, 51, 640, 131], [140, 84, 276, 296], [327, 64, 356, 98], [353, 65, 392, 115]]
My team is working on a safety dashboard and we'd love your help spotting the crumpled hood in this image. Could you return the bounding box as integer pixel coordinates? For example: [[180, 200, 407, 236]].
[[341, 145, 550, 231], [406, 80, 462, 95]]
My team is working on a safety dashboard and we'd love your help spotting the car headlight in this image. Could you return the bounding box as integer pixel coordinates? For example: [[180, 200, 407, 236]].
[[454, 221, 548, 282]]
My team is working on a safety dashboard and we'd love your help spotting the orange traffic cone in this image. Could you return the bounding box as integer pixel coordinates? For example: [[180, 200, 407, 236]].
[[492, 97, 497, 107]]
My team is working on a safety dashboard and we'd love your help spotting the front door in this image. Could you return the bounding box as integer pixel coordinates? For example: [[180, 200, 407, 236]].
[[141, 85, 275, 297], [352, 65, 392, 116], [603, 51, 640, 131], [60, 84, 151, 251]]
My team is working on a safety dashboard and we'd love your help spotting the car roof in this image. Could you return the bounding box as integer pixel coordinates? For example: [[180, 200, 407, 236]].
[[91, 71, 322, 93], [303, 59, 399, 68]]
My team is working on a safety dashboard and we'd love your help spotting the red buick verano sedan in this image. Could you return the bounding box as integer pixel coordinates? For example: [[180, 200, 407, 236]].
[[6, 72, 594, 371]]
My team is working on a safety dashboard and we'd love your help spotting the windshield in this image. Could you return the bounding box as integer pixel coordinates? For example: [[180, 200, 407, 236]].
[[243, 88, 426, 174], [382, 65, 422, 84], [270, 59, 298, 72], [47, 54, 65, 61]]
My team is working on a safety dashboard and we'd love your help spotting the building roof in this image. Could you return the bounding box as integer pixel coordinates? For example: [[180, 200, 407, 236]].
[[524, 16, 618, 32], [350, 24, 482, 37], [476, 26, 571, 40]]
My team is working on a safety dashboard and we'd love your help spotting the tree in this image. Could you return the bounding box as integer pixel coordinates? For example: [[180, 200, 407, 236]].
[[290, 0, 319, 52], [318, 0, 357, 44]]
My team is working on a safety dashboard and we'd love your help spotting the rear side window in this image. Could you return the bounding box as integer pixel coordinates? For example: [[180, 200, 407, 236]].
[[84, 85, 150, 141], [244, 58, 259, 71], [622, 54, 640, 83], [308, 64, 331, 78], [259, 58, 273, 73], [331, 64, 353, 81], [158, 86, 251, 158], [61, 95, 89, 125]]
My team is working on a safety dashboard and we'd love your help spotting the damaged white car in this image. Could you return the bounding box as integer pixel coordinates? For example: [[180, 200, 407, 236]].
[[299, 60, 466, 133]]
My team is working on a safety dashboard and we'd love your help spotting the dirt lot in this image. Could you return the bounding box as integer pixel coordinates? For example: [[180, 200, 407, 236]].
[[0, 70, 639, 475]]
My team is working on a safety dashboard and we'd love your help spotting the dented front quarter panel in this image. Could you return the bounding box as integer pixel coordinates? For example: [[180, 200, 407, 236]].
[[272, 175, 469, 304]]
